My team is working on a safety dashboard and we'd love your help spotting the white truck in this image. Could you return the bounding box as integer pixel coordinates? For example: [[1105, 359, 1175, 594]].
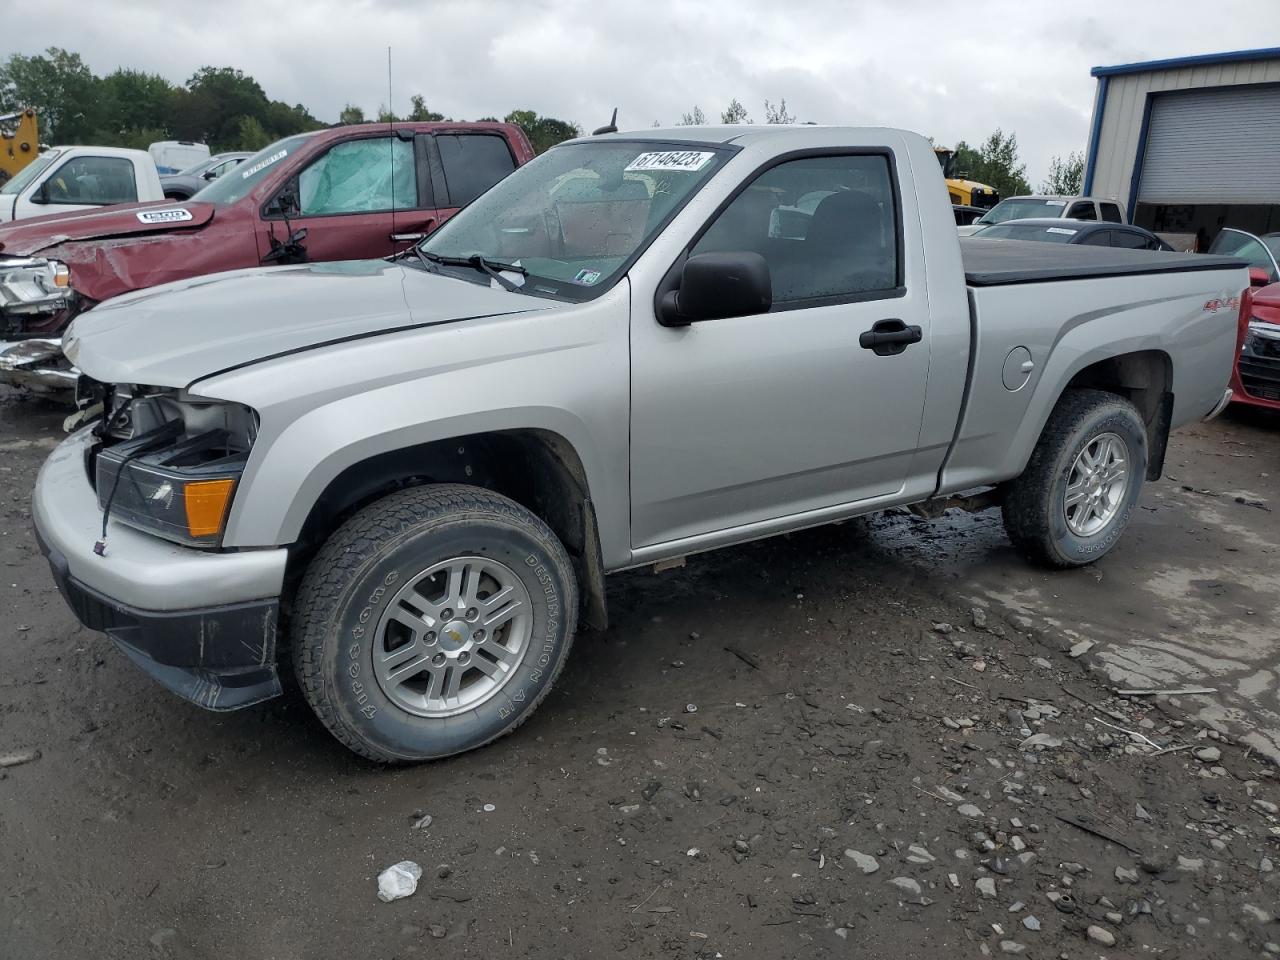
[[958, 195, 1127, 237], [0, 146, 164, 223]]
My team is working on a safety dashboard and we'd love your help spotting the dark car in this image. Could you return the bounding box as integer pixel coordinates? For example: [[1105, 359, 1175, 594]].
[[969, 218, 1174, 251], [952, 204, 985, 226], [159, 152, 253, 200]]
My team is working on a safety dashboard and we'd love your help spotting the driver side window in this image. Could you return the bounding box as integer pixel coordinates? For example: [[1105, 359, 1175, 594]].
[[297, 137, 417, 216], [1067, 201, 1097, 221], [43, 156, 138, 205], [689, 154, 900, 305]]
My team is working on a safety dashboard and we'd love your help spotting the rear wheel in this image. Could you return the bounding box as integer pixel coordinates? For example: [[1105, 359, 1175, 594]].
[[292, 484, 577, 762], [1002, 389, 1147, 567]]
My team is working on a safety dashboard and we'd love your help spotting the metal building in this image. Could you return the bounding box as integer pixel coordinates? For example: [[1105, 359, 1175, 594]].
[[1083, 47, 1280, 251]]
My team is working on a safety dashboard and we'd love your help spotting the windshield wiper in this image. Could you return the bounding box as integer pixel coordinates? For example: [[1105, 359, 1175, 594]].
[[416, 251, 528, 293]]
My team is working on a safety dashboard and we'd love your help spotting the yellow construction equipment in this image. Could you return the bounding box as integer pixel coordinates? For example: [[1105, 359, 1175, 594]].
[[1, 109, 40, 187], [934, 146, 999, 209]]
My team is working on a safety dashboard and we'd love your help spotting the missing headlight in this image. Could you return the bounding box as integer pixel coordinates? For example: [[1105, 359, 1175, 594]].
[[94, 411, 253, 548]]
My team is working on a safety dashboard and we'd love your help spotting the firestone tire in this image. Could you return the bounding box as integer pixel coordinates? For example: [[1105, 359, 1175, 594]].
[[292, 484, 578, 763], [1002, 389, 1148, 568]]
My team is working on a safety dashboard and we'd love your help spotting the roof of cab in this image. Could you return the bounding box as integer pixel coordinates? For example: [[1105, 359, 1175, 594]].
[[565, 125, 911, 147]]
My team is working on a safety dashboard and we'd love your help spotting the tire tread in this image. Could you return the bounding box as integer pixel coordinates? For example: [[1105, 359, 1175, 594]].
[[1002, 388, 1145, 568], [292, 483, 577, 763]]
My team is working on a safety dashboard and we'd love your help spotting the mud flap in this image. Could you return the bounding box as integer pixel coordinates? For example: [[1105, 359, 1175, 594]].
[[1145, 391, 1174, 482]]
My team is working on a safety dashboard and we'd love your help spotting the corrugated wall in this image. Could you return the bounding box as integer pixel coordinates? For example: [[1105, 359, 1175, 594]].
[[1088, 58, 1280, 204]]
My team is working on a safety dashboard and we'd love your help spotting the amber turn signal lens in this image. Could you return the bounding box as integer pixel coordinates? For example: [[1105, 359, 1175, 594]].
[[52, 263, 70, 288], [183, 478, 236, 538]]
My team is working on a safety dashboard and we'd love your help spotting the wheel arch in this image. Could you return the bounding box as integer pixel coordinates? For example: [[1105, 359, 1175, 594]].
[[1060, 349, 1173, 480], [287, 428, 609, 630]]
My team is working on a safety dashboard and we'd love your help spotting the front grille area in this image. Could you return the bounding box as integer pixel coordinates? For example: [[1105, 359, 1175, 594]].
[[1241, 326, 1280, 401]]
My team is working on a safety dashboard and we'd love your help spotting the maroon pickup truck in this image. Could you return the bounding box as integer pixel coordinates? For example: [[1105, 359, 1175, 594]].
[[0, 121, 535, 390]]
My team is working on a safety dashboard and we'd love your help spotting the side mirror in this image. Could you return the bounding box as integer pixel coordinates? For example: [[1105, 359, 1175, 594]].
[[201, 169, 218, 181], [30, 180, 50, 204], [658, 251, 772, 327], [1249, 266, 1272, 287]]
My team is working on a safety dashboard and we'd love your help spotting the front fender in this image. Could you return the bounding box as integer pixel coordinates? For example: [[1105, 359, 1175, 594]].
[[204, 284, 633, 568]]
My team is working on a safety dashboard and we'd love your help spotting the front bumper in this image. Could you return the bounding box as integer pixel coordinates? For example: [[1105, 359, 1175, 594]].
[[1235, 322, 1280, 409], [0, 337, 77, 391], [32, 428, 290, 710], [1203, 388, 1233, 421]]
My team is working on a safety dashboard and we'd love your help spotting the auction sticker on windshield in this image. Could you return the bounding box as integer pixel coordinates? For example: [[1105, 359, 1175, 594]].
[[625, 151, 715, 173], [1046, 227, 1078, 235], [136, 208, 193, 225], [241, 149, 288, 179]]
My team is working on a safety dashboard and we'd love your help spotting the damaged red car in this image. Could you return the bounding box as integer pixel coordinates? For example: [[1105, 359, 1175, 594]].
[[0, 121, 534, 390], [1235, 273, 1280, 410]]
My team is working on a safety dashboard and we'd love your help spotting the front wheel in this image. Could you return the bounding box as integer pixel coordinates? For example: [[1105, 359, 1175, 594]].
[[1002, 389, 1148, 567], [292, 484, 578, 762]]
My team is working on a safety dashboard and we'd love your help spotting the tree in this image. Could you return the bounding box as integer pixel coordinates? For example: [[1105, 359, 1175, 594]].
[[338, 104, 367, 125], [375, 104, 398, 123], [763, 98, 795, 124], [406, 95, 445, 121], [678, 105, 707, 125], [504, 109, 581, 154], [721, 98, 750, 124], [1041, 151, 1084, 195], [97, 69, 175, 140], [952, 129, 1031, 199], [0, 47, 102, 143], [236, 115, 274, 150], [172, 66, 269, 146]]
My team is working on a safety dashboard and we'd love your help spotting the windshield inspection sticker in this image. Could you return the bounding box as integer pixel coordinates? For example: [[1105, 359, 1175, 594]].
[[573, 268, 603, 285], [1046, 227, 1078, 235], [625, 151, 715, 173], [136, 208, 194, 225], [240, 149, 288, 179]]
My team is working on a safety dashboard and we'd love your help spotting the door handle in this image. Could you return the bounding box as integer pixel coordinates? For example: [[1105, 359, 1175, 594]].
[[859, 319, 922, 356], [390, 220, 436, 243]]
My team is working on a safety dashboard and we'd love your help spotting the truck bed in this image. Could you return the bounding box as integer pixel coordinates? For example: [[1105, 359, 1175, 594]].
[[961, 238, 1246, 287]]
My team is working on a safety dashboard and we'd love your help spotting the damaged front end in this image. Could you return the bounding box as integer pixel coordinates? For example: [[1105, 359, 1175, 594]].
[[33, 379, 287, 711], [0, 255, 82, 391]]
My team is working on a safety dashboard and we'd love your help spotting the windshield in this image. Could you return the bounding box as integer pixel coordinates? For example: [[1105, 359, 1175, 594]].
[[193, 134, 314, 204], [0, 149, 62, 196], [419, 139, 734, 300], [934, 149, 956, 179], [175, 156, 218, 177], [979, 197, 1069, 224], [972, 222, 1078, 243]]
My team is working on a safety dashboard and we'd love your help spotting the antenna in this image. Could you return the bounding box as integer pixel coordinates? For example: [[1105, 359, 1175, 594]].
[[592, 108, 618, 136], [388, 45, 396, 259]]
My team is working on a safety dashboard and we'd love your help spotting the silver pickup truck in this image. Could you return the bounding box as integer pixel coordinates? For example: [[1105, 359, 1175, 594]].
[[33, 125, 1245, 762]]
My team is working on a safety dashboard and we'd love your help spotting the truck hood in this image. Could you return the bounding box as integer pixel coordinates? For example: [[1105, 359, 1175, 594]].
[[64, 259, 548, 388], [1253, 281, 1280, 325], [0, 201, 216, 256]]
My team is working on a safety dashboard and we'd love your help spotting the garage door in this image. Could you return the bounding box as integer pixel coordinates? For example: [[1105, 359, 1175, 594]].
[[1138, 85, 1280, 205]]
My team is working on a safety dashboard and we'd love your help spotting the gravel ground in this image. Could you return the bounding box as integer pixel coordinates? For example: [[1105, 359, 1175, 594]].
[[2, 394, 1278, 959]]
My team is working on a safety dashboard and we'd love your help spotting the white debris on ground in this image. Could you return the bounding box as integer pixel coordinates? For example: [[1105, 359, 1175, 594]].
[[376, 861, 423, 903]]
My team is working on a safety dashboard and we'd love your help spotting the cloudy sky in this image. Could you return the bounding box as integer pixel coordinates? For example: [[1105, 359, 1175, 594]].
[[3, 0, 1274, 183]]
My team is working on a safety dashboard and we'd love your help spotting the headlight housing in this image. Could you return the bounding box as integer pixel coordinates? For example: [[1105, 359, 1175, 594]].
[[0, 257, 72, 315], [92, 389, 257, 547]]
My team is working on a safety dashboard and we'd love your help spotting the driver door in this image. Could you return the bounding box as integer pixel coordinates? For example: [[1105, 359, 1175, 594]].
[[629, 151, 933, 548], [255, 135, 430, 264]]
